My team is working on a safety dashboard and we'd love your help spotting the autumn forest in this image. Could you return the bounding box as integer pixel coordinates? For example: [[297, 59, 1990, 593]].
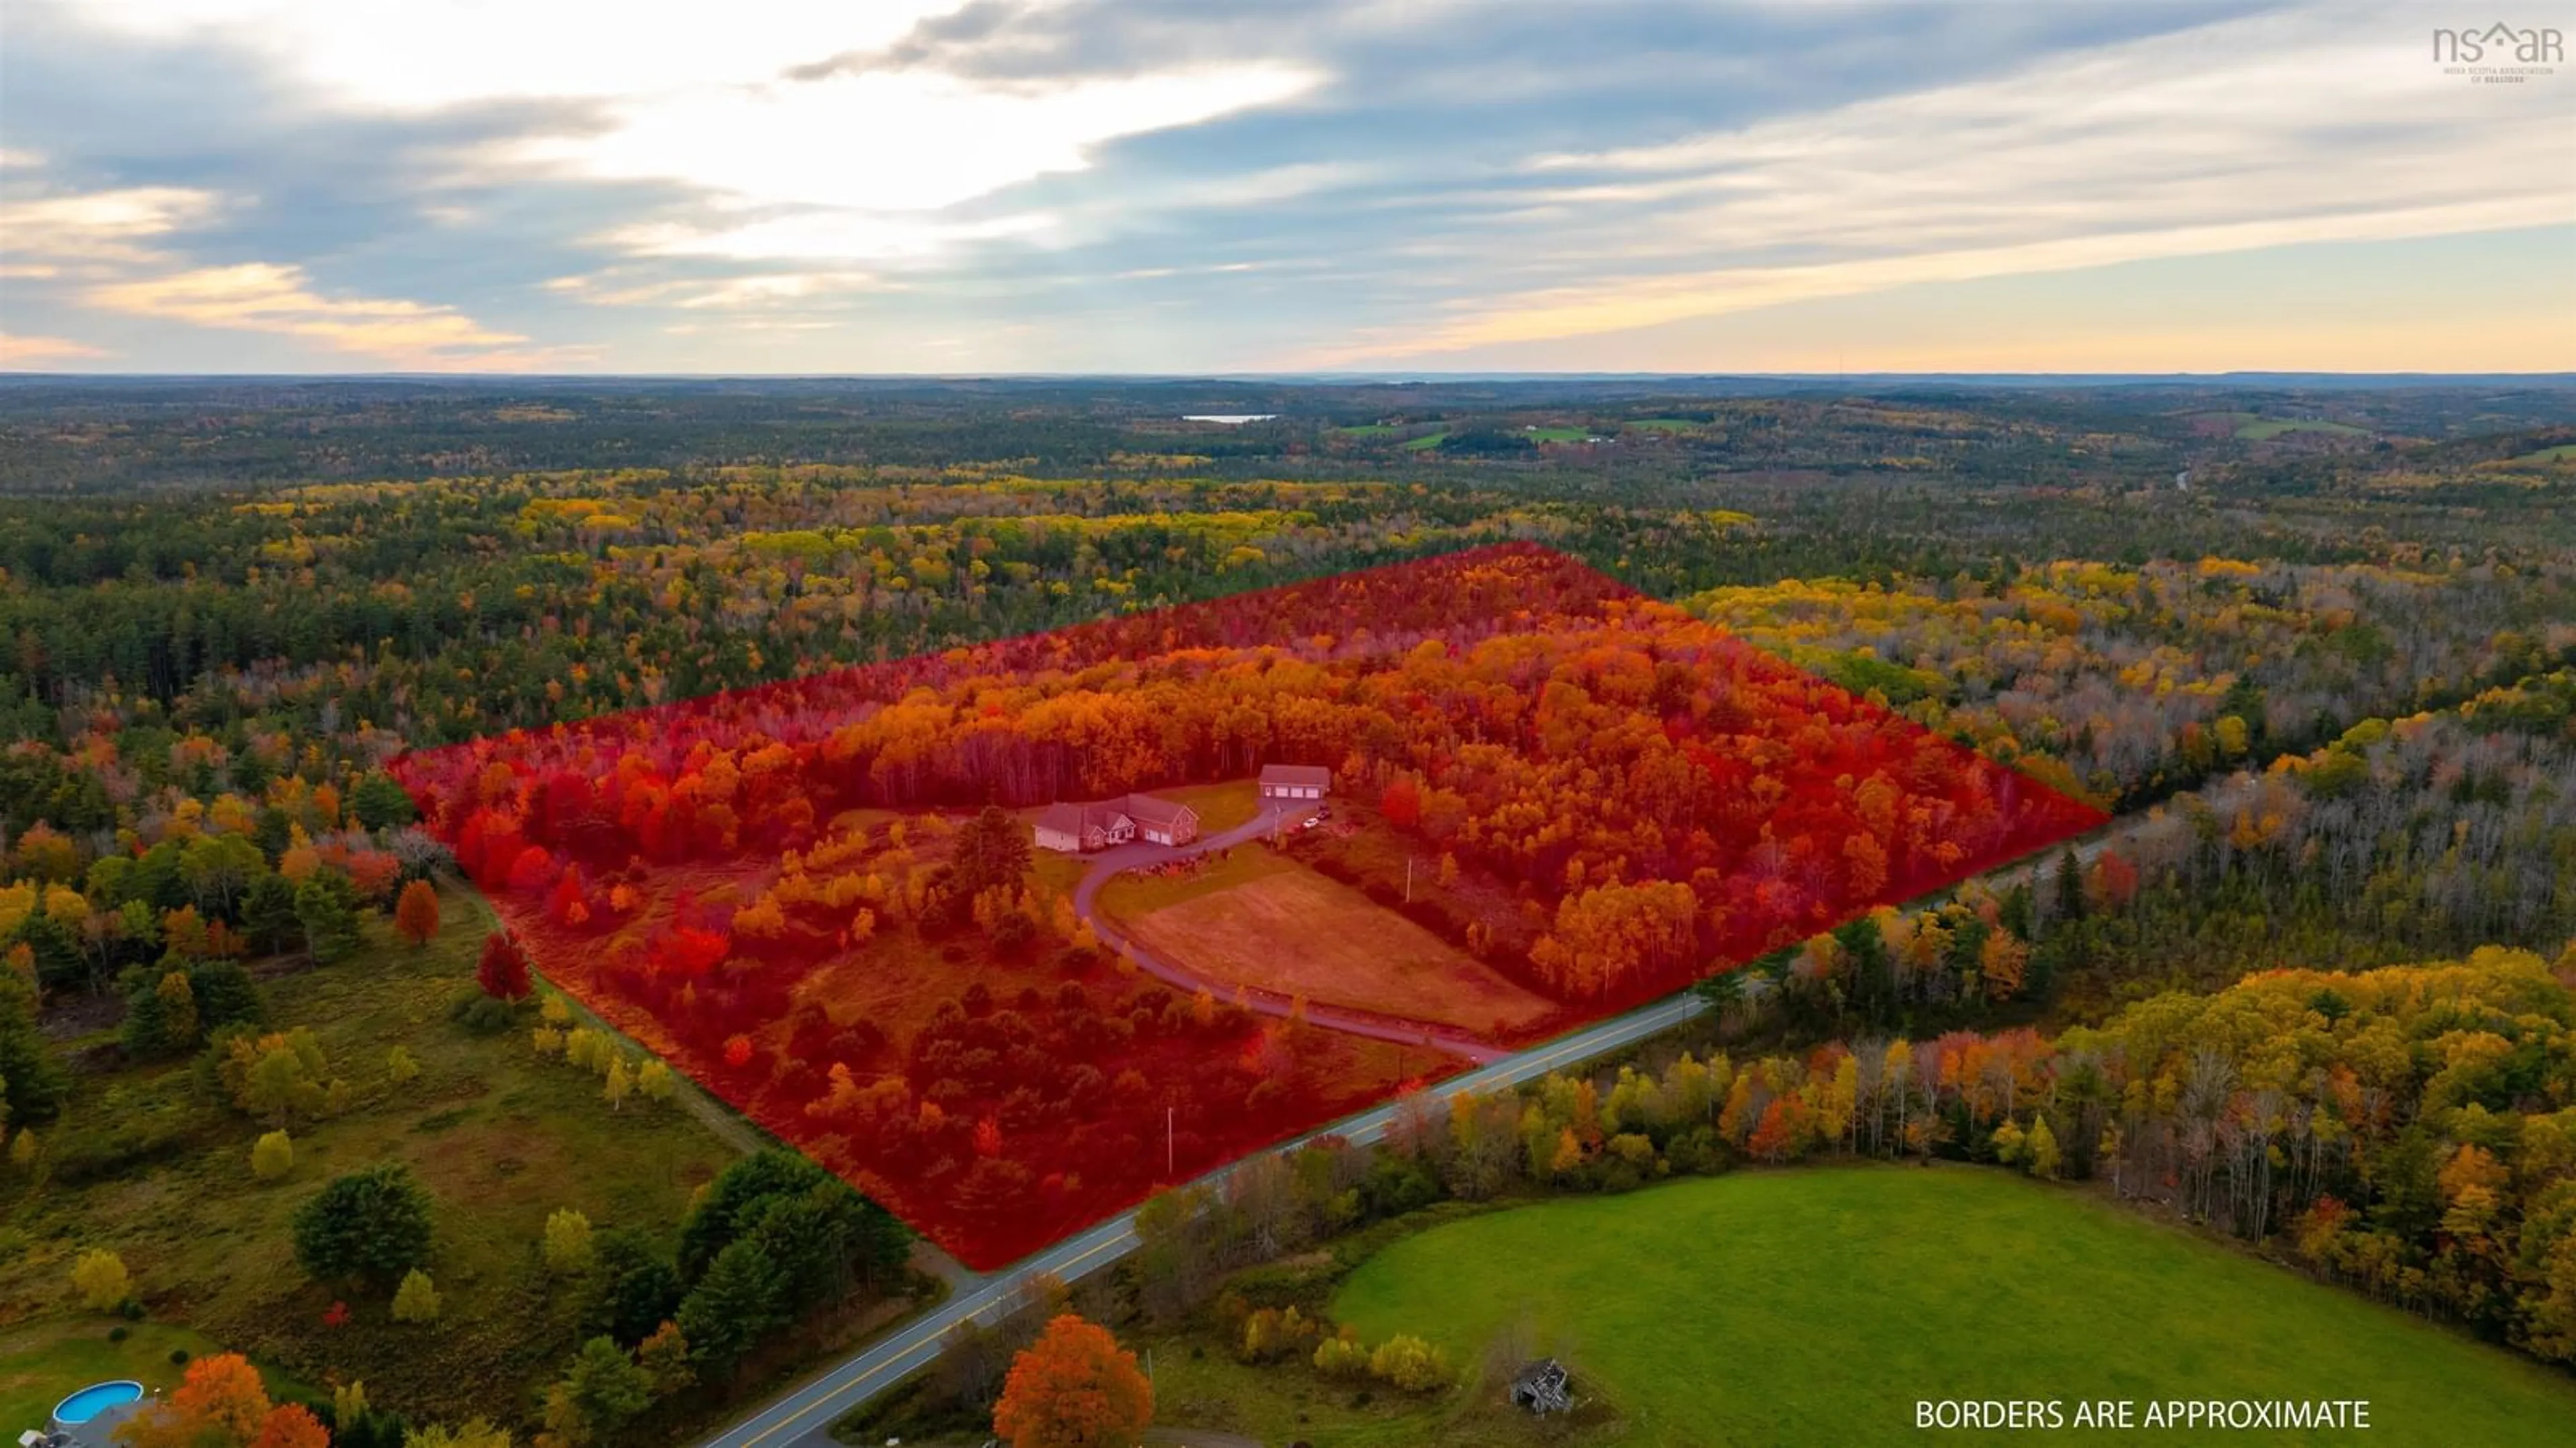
[[0, 378, 2572, 1447]]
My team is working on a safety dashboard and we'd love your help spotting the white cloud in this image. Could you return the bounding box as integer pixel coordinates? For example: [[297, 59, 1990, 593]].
[[511, 62, 1320, 266], [0, 187, 223, 266], [521, 65, 1317, 217], [604, 210, 1059, 264], [67, 1, 1322, 268], [0, 331, 109, 366], [87, 262, 534, 364], [1307, 1, 2576, 362], [0, 180, 543, 366], [64, 1, 973, 109], [545, 266, 892, 309]]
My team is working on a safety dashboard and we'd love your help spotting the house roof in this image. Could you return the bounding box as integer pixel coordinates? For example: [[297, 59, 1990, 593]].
[[1037, 801, 1131, 835], [1122, 793, 1197, 830], [1260, 763, 1333, 788]]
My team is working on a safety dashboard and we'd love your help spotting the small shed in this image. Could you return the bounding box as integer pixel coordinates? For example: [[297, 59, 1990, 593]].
[[1510, 1358, 1572, 1415], [1259, 763, 1333, 801]]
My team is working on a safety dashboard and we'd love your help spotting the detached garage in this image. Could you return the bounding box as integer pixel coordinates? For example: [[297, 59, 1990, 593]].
[[1259, 763, 1333, 801]]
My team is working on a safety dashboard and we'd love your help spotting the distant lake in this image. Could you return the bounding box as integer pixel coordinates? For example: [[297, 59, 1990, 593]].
[[1181, 413, 1278, 424]]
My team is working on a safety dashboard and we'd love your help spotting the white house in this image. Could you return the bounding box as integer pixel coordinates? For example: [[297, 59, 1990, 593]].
[[1032, 793, 1201, 853]]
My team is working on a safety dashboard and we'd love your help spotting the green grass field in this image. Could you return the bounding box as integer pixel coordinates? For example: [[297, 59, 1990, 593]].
[[2236, 417, 2367, 440], [1626, 418, 1704, 432], [1336, 423, 1401, 436], [2508, 443, 2576, 465], [0, 883, 746, 1429], [0, 1318, 229, 1431], [1400, 431, 1450, 452], [1524, 427, 1589, 443], [1330, 1166, 2576, 1447], [1157, 778, 1262, 835]]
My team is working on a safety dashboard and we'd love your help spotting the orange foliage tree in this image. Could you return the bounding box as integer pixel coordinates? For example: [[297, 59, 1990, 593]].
[[248, 1404, 331, 1448], [394, 879, 442, 946], [119, 1352, 317, 1448], [993, 1313, 1154, 1448]]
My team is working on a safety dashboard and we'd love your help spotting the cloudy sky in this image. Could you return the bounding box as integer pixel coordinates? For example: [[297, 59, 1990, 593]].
[[2, 0, 2569, 374]]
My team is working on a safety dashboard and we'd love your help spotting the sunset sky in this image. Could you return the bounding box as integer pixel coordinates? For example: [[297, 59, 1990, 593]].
[[3, 0, 2570, 374]]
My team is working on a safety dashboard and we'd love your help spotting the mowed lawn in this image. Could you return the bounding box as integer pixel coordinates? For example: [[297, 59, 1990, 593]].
[[1099, 849, 1558, 1037], [0, 1318, 229, 1431], [1333, 1166, 2576, 1447], [1156, 778, 1263, 835]]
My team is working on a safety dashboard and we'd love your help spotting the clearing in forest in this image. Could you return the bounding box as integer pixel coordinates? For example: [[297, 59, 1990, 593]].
[[393, 544, 2101, 1268], [1332, 1166, 2576, 1447], [1099, 849, 1562, 1039]]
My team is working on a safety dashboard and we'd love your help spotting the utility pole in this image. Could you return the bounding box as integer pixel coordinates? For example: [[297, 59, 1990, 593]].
[[1405, 857, 1413, 903]]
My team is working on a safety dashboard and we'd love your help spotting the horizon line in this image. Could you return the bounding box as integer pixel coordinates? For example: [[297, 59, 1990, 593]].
[[5, 370, 2574, 384]]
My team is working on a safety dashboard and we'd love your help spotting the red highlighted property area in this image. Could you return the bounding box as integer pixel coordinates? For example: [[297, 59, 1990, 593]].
[[392, 544, 2102, 1268]]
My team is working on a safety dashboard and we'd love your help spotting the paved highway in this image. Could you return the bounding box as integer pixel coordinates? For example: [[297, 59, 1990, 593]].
[[697, 988, 1709, 1448], [700, 821, 2127, 1447]]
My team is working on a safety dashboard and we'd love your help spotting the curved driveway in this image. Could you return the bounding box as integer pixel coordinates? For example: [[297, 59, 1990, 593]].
[[1067, 803, 1511, 1066]]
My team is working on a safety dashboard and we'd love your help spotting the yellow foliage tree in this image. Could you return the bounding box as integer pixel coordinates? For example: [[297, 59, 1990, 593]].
[[542, 1208, 595, 1275], [251, 1129, 294, 1182], [391, 1268, 442, 1324], [70, 1247, 129, 1310]]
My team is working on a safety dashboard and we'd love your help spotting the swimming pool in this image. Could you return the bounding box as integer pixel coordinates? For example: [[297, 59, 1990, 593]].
[[51, 1380, 143, 1425]]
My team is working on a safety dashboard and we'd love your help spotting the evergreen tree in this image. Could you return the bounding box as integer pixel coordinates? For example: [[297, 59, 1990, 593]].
[[2053, 845, 2086, 926], [188, 958, 265, 1033], [293, 1163, 434, 1290], [675, 1237, 786, 1374], [0, 970, 68, 1125], [586, 1229, 684, 1346], [241, 872, 303, 955], [560, 1335, 651, 1439], [351, 773, 419, 832], [252, 806, 296, 864], [294, 872, 363, 964], [12, 911, 87, 992], [949, 804, 1032, 903]]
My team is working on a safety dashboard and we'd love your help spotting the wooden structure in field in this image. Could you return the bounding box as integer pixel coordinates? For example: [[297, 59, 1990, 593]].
[[1511, 1358, 1572, 1414]]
